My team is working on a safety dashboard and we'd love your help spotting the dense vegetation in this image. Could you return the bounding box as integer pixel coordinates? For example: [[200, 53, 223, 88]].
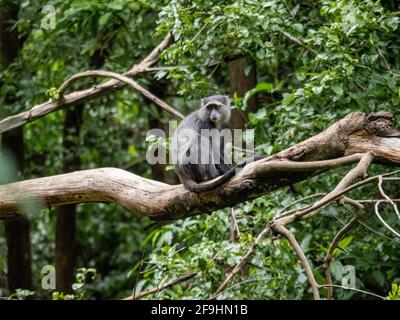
[[1, 0, 400, 300]]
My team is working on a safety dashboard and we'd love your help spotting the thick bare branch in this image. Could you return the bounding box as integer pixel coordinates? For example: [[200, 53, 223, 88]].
[[1, 112, 400, 220]]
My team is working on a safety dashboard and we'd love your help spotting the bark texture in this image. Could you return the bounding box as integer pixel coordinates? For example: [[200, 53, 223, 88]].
[[0, 112, 399, 222]]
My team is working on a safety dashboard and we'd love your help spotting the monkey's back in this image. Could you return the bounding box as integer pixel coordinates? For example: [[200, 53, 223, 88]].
[[171, 111, 232, 183]]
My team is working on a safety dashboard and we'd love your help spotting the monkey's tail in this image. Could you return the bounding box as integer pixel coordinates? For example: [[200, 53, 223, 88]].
[[184, 156, 265, 193], [184, 170, 236, 192]]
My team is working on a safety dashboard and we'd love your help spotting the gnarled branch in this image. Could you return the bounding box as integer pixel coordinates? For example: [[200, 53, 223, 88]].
[[0, 111, 400, 220]]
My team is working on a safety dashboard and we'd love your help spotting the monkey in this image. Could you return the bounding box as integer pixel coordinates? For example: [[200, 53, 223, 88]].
[[171, 95, 262, 192]]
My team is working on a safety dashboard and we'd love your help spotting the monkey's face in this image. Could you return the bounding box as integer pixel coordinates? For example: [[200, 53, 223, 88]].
[[209, 106, 224, 124], [199, 95, 231, 125]]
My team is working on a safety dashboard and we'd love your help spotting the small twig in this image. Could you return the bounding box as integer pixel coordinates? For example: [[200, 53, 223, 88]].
[[357, 199, 400, 203], [277, 193, 326, 217], [211, 225, 271, 299], [191, 21, 210, 42], [377, 175, 400, 220], [318, 284, 385, 299], [124, 272, 196, 300], [145, 66, 185, 72], [357, 220, 396, 242], [323, 197, 364, 299], [132, 33, 174, 71], [378, 49, 391, 70], [272, 224, 320, 300], [141, 246, 186, 274], [339, 198, 397, 242], [59, 70, 184, 119], [211, 276, 274, 300], [374, 200, 400, 238], [282, 31, 318, 56]]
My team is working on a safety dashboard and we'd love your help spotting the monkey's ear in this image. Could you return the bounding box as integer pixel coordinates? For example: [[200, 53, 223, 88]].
[[225, 96, 232, 107], [200, 98, 206, 107]]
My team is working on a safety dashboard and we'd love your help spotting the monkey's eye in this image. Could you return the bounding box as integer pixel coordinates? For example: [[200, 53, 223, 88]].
[[206, 104, 215, 111]]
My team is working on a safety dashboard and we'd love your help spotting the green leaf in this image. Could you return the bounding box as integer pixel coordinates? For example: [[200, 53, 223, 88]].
[[339, 236, 353, 250], [372, 270, 385, 287], [198, 258, 207, 271], [242, 82, 275, 110], [311, 86, 323, 94], [99, 13, 112, 28], [332, 83, 343, 97], [300, 234, 312, 252]]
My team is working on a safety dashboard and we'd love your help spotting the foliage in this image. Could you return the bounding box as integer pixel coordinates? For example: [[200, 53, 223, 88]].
[[8, 289, 35, 300], [52, 267, 97, 300], [387, 282, 400, 300], [1, 0, 400, 300]]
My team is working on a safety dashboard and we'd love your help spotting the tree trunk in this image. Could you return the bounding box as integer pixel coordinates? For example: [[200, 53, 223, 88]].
[[2, 128, 33, 293], [55, 105, 84, 293], [227, 57, 257, 129], [148, 81, 179, 184], [4, 215, 32, 292], [0, 0, 32, 294], [55, 43, 109, 293]]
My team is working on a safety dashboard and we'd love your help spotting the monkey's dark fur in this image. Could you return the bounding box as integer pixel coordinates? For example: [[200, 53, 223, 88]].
[[172, 95, 261, 192], [172, 95, 236, 192]]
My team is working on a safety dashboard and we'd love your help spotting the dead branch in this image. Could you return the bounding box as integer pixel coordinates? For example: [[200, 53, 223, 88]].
[[0, 155, 365, 220], [272, 224, 320, 300], [276, 152, 374, 225], [377, 175, 400, 220], [282, 31, 318, 56], [1, 112, 400, 221], [211, 170, 400, 296], [0, 33, 174, 134], [58, 70, 183, 119], [318, 284, 385, 299], [323, 197, 364, 299], [210, 224, 271, 299]]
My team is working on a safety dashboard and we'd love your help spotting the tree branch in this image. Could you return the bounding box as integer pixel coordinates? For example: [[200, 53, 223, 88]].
[[123, 272, 196, 300], [1, 112, 400, 220], [59, 70, 183, 119], [318, 284, 385, 299], [323, 197, 364, 299], [0, 33, 174, 134], [276, 152, 374, 225], [272, 224, 320, 300], [210, 224, 270, 299]]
